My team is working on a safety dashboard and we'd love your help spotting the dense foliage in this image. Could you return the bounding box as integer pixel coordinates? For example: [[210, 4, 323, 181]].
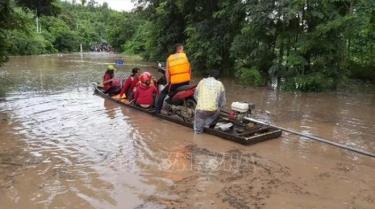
[[0, 0, 143, 56], [133, 0, 375, 90], [1, 0, 374, 91]]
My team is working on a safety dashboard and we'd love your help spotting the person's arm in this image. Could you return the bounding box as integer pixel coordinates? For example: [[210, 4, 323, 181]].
[[165, 63, 170, 84], [134, 81, 140, 92], [187, 55, 192, 79], [133, 87, 139, 102], [103, 74, 114, 84], [120, 77, 131, 97], [194, 81, 201, 101], [165, 55, 171, 84], [102, 79, 113, 85], [189, 65, 191, 79], [218, 84, 226, 109], [153, 85, 159, 95]]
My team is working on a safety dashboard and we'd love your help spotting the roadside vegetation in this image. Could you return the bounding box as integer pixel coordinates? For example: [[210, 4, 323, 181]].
[[0, 0, 374, 91]]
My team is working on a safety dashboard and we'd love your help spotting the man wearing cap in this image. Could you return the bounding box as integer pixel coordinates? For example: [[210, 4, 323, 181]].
[[194, 70, 226, 134], [103, 65, 121, 96]]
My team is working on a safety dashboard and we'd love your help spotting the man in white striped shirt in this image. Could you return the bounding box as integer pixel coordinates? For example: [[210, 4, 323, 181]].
[[194, 70, 226, 134]]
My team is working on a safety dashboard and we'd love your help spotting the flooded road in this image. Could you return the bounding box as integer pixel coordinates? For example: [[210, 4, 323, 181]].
[[0, 53, 374, 209]]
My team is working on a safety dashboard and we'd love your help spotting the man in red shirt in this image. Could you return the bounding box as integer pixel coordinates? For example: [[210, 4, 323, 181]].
[[103, 65, 121, 96], [134, 72, 158, 108], [119, 67, 140, 99]]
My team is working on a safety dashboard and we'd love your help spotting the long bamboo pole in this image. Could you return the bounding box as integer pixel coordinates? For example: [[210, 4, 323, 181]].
[[244, 117, 375, 158]]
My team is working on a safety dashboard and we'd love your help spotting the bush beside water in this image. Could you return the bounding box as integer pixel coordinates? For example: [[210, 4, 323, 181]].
[[236, 67, 265, 86]]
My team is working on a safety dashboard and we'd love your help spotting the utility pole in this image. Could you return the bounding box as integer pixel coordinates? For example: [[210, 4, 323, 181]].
[[36, 16, 39, 33], [35, 9, 41, 33], [76, 22, 83, 55]]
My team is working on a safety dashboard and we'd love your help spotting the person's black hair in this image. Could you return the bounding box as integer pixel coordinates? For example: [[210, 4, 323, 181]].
[[175, 43, 183, 51], [209, 69, 220, 79], [106, 70, 114, 78], [132, 67, 140, 76], [202, 71, 210, 78]]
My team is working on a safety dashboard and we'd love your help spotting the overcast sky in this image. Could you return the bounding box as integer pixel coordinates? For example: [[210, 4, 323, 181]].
[[65, 0, 135, 11]]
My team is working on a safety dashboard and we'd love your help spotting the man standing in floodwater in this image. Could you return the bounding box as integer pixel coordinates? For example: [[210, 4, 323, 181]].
[[155, 43, 191, 114], [194, 70, 226, 134]]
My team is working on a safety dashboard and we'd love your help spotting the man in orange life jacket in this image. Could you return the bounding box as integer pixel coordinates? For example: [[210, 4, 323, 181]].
[[155, 44, 191, 114]]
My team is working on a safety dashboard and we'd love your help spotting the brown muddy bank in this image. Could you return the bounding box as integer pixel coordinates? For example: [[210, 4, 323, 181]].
[[0, 53, 374, 209]]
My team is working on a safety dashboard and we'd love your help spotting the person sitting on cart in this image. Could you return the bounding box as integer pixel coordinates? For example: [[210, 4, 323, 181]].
[[103, 65, 121, 96], [119, 67, 140, 100], [194, 70, 226, 134], [134, 72, 159, 109]]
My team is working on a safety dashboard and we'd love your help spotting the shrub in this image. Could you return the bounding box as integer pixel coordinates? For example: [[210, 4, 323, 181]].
[[53, 31, 81, 52], [283, 73, 335, 92], [348, 62, 375, 82], [6, 30, 52, 55], [236, 67, 265, 86]]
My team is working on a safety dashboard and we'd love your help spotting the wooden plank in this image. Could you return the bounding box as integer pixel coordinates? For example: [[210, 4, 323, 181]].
[[244, 129, 283, 145]]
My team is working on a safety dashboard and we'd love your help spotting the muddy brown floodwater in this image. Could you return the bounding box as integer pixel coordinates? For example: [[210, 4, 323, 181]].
[[0, 53, 374, 209]]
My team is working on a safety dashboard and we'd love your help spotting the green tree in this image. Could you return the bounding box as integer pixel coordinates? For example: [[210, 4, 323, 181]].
[[16, 0, 61, 16], [0, 0, 58, 65], [0, 0, 15, 65]]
